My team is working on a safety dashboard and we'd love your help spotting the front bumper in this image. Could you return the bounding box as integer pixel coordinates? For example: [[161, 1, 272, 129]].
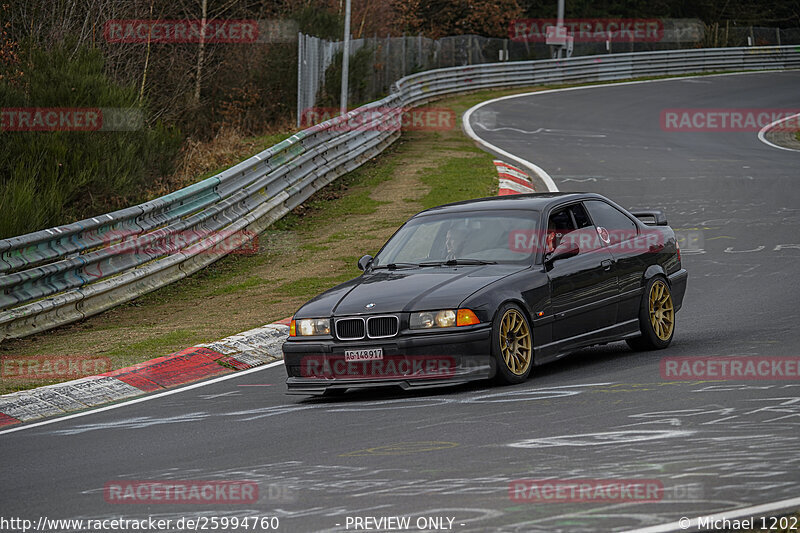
[[283, 325, 493, 395]]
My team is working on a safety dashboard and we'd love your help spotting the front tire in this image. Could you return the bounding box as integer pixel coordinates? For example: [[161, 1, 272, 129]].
[[627, 276, 675, 351], [492, 303, 534, 384]]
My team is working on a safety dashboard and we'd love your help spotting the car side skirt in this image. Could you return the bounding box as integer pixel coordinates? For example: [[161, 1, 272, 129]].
[[534, 319, 641, 365]]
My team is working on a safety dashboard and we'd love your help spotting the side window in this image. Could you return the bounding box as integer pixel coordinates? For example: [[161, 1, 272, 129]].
[[548, 208, 574, 232], [547, 208, 576, 252], [584, 200, 638, 245], [570, 203, 592, 229], [547, 204, 599, 254]]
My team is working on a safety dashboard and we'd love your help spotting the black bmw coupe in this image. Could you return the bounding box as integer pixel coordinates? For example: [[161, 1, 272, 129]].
[[283, 193, 687, 395]]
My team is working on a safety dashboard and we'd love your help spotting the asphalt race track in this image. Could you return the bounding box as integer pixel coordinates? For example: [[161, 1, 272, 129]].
[[2, 71, 799, 532]]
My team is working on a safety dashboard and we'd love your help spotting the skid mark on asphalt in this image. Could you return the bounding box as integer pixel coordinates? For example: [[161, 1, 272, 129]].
[[340, 442, 459, 457], [29, 381, 710, 436], [47, 412, 209, 435], [474, 123, 607, 138], [506, 429, 694, 449], [197, 391, 240, 399]]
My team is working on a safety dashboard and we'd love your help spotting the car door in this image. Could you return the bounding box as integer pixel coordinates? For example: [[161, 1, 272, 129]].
[[546, 203, 619, 344], [583, 199, 644, 327]]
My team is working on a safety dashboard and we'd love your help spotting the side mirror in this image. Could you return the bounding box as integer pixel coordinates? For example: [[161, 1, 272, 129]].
[[545, 241, 579, 268], [357, 254, 373, 271]]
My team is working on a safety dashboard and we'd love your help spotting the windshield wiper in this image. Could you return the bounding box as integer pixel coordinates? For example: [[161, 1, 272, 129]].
[[372, 262, 419, 270], [420, 258, 497, 266]]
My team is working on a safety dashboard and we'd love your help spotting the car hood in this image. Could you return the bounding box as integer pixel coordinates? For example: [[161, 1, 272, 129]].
[[295, 264, 526, 317]]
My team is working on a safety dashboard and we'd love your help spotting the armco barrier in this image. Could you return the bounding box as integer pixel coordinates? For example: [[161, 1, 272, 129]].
[[1, 46, 798, 340]]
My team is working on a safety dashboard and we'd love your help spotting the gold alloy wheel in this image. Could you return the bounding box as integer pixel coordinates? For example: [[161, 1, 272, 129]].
[[499, 309, 532, 375], [649, 279, 674, 341]]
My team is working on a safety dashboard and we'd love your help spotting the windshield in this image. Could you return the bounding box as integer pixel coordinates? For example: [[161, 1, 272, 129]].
[[373, 210, 539, 267]]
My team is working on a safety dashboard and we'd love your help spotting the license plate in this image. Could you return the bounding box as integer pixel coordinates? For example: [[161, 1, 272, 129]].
[[344, 348, 384, 361]]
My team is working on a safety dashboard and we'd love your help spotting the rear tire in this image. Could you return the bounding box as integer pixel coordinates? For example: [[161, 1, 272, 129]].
[[626, 276, 675, 351], [491, 303, 534, 384]]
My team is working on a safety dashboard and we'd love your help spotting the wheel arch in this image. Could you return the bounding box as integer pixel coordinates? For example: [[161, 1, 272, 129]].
[[643, 264, 669, 284], [490, 296, 535, 331]]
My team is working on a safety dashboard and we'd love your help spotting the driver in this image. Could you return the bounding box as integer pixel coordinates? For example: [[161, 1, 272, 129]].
[[444, 227, 467, 261]]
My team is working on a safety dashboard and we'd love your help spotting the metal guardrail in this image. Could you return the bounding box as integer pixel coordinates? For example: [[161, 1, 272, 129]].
[[2, 46, 798, 340]]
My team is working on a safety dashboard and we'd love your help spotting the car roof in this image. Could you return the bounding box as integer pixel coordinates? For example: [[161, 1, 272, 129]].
[[416, 192, 606, 216]]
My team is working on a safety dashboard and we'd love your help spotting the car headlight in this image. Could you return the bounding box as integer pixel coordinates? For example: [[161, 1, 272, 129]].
[[410, 309, 480, 329], [290, 318, 331, 337]]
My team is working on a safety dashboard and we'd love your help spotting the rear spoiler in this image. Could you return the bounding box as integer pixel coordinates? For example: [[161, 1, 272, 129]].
[[630, 210, 668, 226]]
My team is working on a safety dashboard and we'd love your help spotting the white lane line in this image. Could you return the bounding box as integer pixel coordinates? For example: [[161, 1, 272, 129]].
[[623, 496, 800, 532], [463, 101, 559, 193], [757, 112, 800, 152], [462, 70, 793, 193], [0, 360, 285, 436]]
